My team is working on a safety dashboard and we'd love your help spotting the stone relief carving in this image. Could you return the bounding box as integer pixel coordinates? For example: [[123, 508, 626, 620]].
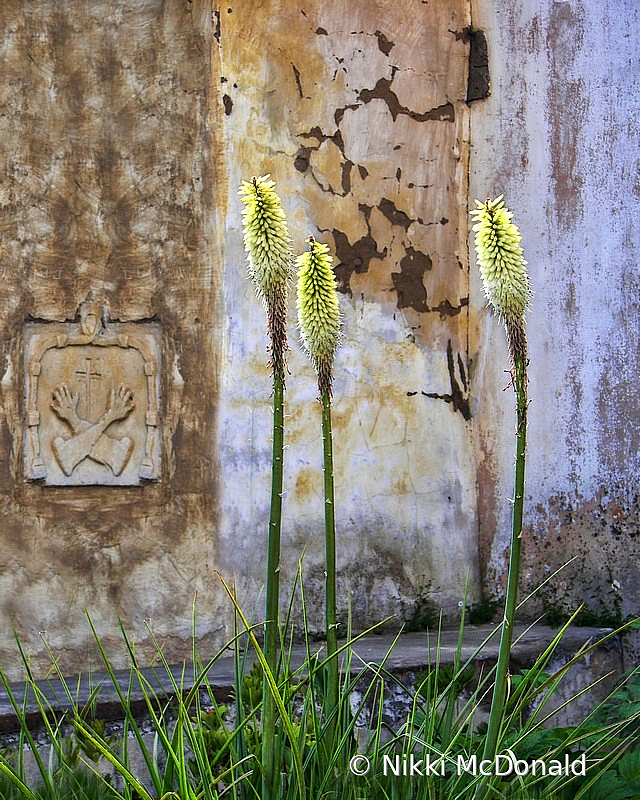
[[24, 302, 161, 485], [51, 382, 135, 477]]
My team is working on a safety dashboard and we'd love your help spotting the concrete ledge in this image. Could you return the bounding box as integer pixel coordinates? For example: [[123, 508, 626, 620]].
[[0, 623, 621, 734]]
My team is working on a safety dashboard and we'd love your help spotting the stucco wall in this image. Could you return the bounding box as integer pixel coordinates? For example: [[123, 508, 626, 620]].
[[216, 0, 479, 633], [469, 0, 640, 625], [2, 0, 635, 681], [0, 0, 481, 679], [0, 1, 226, 678]]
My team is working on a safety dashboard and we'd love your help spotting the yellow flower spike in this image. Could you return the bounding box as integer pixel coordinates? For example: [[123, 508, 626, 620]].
[[296, 236, 341, 395], [239, 175, 292, 381], [471, 195, 531, 362]]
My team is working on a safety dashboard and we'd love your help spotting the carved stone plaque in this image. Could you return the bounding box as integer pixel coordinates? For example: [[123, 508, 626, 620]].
[[24, 305, 161, 485]]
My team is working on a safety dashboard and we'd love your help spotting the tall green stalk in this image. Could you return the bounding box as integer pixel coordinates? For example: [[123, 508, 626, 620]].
[[239, 175, 292, 799], [262, 370, 285, 796], [471, 196, 532, 778], [321, 388, 338, 742], [481, 346, 527, 764], [296, 237, 341, 746]]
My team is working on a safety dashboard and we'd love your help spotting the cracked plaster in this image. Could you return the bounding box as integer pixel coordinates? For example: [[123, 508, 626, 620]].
[[218, 0, 477, 637], [0, 0, 485, 679]]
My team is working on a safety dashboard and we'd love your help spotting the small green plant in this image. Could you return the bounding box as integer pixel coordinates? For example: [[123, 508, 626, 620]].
[[590, 667, 640, 746], [403, 591, 439, 632], [240, 658, 264, 713], [417, 662, 477, 701], [188, 705, 232, 781], [545, 595, 631, 630], [467, 594, 499, 625], [581, 749, 640, 800]]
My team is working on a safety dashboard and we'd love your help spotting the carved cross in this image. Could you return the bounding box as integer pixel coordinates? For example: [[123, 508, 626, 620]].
[[75, 357, 102, 420]]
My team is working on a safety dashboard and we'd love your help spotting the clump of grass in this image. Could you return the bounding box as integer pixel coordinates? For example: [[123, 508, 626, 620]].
[[0, 768, 119, 800], [0, 598, 639, 800]]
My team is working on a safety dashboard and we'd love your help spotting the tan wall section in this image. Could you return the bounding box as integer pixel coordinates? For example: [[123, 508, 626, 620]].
[[0, 1, 225, 678]]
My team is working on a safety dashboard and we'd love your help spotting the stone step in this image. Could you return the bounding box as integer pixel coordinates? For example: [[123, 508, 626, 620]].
[[0, 623, 619, 734]]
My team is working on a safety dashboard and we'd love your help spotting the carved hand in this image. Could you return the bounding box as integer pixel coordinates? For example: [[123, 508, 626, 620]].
[[103, 384, 135, 426], [50, 384, 83, 432]]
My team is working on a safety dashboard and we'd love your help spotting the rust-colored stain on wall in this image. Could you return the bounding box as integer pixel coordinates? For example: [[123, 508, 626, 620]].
[[546, 1, 586, 231]]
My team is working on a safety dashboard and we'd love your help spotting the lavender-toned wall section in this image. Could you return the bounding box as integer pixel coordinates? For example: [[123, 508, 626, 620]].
[[469, 0, 640, 626]]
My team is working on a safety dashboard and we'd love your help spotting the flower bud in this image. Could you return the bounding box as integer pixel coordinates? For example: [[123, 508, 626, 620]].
[[296, 237, 341, 395], [239, 175, 292, 379], [471, 195, 531, 326], [239, 175, 292, 303], [472, 196, 531, 365]]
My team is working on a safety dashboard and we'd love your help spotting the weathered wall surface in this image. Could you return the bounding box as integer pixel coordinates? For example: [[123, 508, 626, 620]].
[[2, 0, 636, 680], [217, 0, 478, 633], [0, 0, 480, 678], [0, 1, 226, 678], [469, 0, 640, 626]]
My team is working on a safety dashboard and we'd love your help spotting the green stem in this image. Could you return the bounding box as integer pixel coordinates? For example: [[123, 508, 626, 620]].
[[262, 372, 285, 800], [321, 390, 339, 748], [481, 350, 527, 772]]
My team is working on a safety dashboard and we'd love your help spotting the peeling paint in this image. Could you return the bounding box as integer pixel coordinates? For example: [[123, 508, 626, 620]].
[[466, 28, 490, 102], [358, 78, 455, 123], [420, 340, 471, 421], [378, 197, 412, 230], [392, 247, 431, 312], [219, 0, 476, 635], [375, 30, 395, 57], [291, 61, 303, 98], [332, 228, 387, 295]]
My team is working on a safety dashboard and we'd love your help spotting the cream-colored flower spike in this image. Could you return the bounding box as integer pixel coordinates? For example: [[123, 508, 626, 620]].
[[239, 175, 292, 305], [471, 195, 531, 327], [296, 236, 341, 395], [239, 175, 292, 380]]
